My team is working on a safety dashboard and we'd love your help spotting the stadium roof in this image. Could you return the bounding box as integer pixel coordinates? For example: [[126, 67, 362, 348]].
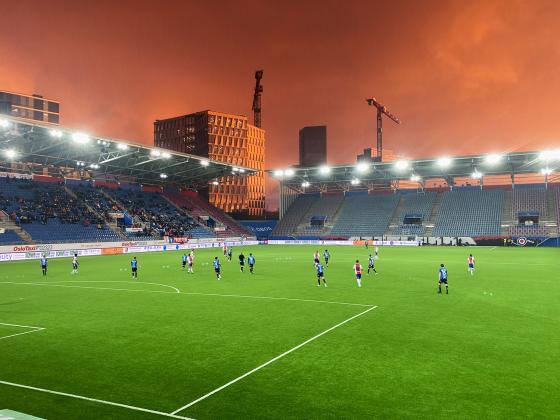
[[0, 116, 256, 187], [270, 150, 560, 189]]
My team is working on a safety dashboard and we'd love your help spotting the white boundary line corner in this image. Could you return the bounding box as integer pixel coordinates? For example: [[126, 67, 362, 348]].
[[0, 322, 45, 341]]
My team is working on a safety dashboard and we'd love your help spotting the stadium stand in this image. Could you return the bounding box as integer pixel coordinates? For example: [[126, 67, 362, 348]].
[[330, 194, 399, 237], [433, 188, 504, 237], [163, 191, 250, 237], [0, 229, 24, 244], [296, 194, 344, 235], [388, 192, 436, 235], [272, 194, 319, 236], [512, 186, 547, 218]]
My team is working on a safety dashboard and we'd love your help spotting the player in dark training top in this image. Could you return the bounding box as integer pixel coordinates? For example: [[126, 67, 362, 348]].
[[227, 247, 233, 261], [238, 252, 245, 272], [213, 257, 222, 280], [438, 263, 448, 294], [323, 249, 330, 267], [248, 253, 255, 274], [181, 253, 187, 269], [131, 257, 138, 278]]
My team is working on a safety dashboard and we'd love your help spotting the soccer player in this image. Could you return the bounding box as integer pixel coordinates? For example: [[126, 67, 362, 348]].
[[313, 250, 320, 267], [71, 253, 79, 274], [40, 255, 48, 276], [248, 253, 255, 274], [316, 262, 327, 287], [375, 245, 379, 259], [354, 260, 363, 287], [323, 249, 330, 267], [223, 244, 228, 256], [131, 257, 138, 278], [367, 254, 377, 275], [227, 247, 233, 262], [239, 252, 245, 273], [181, 253, 188, 270], [213, 257, 222, 280], [467, 254, 475, 276], [187, 252, 194, 274], [438, 263, 448, 294]]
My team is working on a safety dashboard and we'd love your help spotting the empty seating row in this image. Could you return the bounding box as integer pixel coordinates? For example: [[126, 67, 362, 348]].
[[331, 195, 399, 237]]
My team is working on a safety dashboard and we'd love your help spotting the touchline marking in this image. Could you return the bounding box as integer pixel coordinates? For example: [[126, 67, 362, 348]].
[[170, 305, 378, 415], [0, 381, 196, 420], [0, 322, 45, 341], [0, 282, 372, 307], [41, 280, 182, 294]]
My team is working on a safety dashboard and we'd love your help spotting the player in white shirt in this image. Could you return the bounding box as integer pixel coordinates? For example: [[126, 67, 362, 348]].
[[375, 246, 379, 259], [71, 253, 79, 274], [313, 251, 320, 267], [187, 252, 194, 274]]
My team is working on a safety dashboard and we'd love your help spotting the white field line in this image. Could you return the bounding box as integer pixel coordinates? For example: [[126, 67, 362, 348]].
[[0, 322, 45, 341], [0, 282, 372, 308], [40, 280, 181, 294], [0, 380, 195, 420], [170, 305, 378, 415]]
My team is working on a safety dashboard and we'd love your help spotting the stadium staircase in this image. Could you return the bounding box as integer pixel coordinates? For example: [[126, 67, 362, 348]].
[[0, 210, 32, 244], [500, 190, 514, 236], [272, 195, 317, 236], [65, 186, 128, 240], [422, 192, 443, 237]]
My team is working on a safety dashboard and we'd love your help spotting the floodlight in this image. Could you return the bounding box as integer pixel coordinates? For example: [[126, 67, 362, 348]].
[[484, 153, 503, 165], [284, 168, 295, 177], [356, 162, 369, 172], [239, 168, 246, 173], [436, 157, 452, 168], [394, 160, 409, 170], [319, 165, 331, 175], [0, 119, 10, 129], [410, 175, 421, 182], [49, 129, 63, 138], [161, 152, 171, 159], [302, 181, 310, 188], [541, 167, 553, 176], [539, 150, 560, 161], [212, 180, 219, 186], [351, 178, 360, 185], [232, 167, 239, 172], [4, 149, 17, 159], [117, 143, 129, 150], [200, 159, 209, 167], [150, 150, 161, 157], [160, 173, 168, 179], [273, 169, 284, 177], [471, 170, 483, 179], [89, 164, 100, 169], [72, 132, 90, 144]]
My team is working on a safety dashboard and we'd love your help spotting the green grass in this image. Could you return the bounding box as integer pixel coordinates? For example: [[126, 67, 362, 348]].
[[0, 245, 558, 419]]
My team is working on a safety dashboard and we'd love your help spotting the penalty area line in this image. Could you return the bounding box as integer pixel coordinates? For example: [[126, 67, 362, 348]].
[[0, 381, 196, 420], [0, 322, 45, 341], [170, 305, 378, 415]]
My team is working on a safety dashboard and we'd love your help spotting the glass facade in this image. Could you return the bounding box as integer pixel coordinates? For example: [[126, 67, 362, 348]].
[[0, 91, 60, 124], [154, 110, 265, 216]]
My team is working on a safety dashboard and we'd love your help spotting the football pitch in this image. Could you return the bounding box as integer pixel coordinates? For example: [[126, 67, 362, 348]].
[[0, 245, 558, 419]]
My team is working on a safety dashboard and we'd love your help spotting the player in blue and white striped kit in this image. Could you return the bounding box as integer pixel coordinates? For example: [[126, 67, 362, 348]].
[[438, 264, 448, 294], [213, 257, 222, 280]]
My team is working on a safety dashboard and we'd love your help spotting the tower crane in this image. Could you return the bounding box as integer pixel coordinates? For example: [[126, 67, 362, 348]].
[[366, 97, 400, 162], [252, 70, 263, 128]]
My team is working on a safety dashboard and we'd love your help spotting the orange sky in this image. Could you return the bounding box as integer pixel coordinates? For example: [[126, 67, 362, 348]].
[[1, 0, 559, 209]]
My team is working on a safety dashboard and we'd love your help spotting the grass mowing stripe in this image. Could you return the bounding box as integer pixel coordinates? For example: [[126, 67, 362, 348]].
[[170, 305, 378, 415], [0, 281, 372, 307], [0, 380, 196, 420]]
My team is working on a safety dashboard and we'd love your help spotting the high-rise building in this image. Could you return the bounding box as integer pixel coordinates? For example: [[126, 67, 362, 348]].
[[154, 110, 265, 216], [0, 91, 60, 124], [299, 126, 327, 167]]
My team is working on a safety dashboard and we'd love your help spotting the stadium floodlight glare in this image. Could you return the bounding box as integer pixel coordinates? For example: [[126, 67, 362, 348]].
[[350, 178, 360, 185], [49, 129, 63, 138], [394, 160, 409, 171], [212, 180, 219, 186], [89, 163, 100, 169], [117, 143, 129, 150], [319, 165, 331, 175], [538, 150, 560, 161], [160, 173, 168, 179], [239, 168, 246, 173], [301, 181, 310, 188], [161, 152, 171, 159], [76, 161, 85, 167], [356, 162, 369, 173], [273, 169, 284, 177], [410, 174, 422, 182], [284, 168, 295, 177], [0, 119, 10, 129], [4, 149, 17, 160], [436, 157, 452, 168], [471, 170, 483, 179], [200, 159, 210, 167], [71, 132, 90, 144], [484, 153, 503, 165], [150, 149, 161, 157], [541, 167, 553, 176]]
